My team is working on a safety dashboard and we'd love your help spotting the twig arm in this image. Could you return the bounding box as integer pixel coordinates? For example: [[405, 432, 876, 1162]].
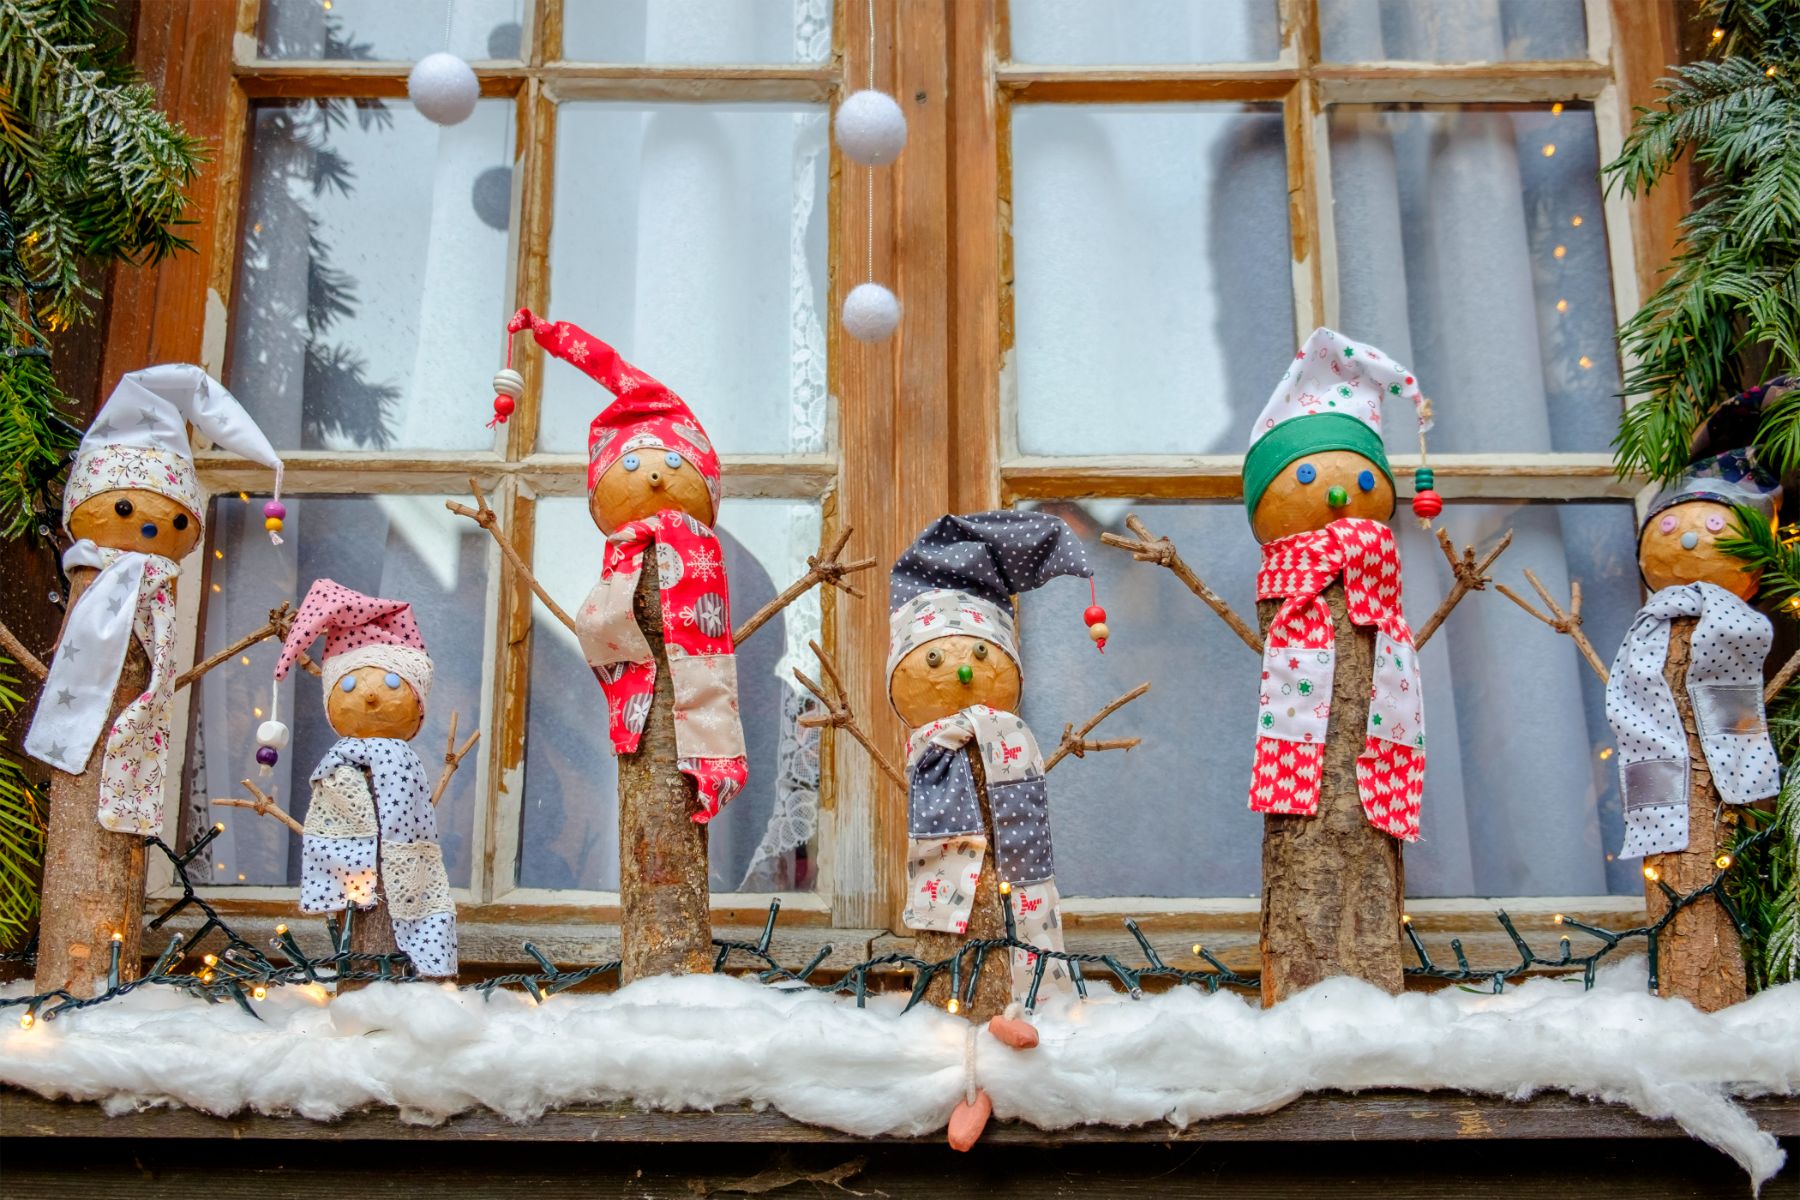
[[1043, 681, 1151, 773], [733, 525, 875, 646], [1413, 528, 1513, 650], [0, 619, 47, 680], [1765, 646, 1800, 705], [429, 710, 481, 807], [1100, 514, 1262, 654], [446, 478, 578, 635], [174, 603, 296, 691], [792, 640, 907, 789], [1496, 569, 1610, 684], [212, 779, 305, 836]]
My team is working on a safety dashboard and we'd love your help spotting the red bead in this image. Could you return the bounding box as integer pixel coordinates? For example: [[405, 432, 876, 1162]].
[[1083, 605, 1106, 626], [493, 395, 516, 420], [1412, 489, 1443, 519]]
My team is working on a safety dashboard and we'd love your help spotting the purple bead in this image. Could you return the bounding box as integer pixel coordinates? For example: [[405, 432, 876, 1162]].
[[255, 746, 280, 767], [263, 500, 287, 520]]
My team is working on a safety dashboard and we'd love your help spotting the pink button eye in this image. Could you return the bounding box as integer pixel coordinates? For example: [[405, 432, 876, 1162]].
[[1658, 514, 1678, 533], [1705, 514, 1726, 532]]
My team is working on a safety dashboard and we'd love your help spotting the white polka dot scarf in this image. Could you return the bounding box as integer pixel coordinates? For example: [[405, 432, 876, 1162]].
[[300, 736, 458, 977], [1605, 582, 1781, 858], [901, 705, 1073, 1005]]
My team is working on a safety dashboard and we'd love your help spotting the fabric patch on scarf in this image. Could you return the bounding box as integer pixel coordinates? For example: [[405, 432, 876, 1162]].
[[668, 654, 746, 760], [902, 835, 986, 933], [382, 840, 455, 922], [907, 745, 984, 839], [1369, 633, 1425, 748], [990, 777, 1054, 884], [1257, 642, 1333, 745], [1011, 879, 1074, 1007]]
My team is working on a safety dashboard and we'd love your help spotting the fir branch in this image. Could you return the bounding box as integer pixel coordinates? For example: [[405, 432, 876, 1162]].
[[0, 656, 44, 949]]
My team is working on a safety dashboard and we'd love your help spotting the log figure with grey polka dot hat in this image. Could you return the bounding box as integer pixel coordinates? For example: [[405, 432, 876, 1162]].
[[9, 365, 289, 1000], [1104, 329, 1511, 1007], [450, 309, 873, 983], [813, 510, 1148, 1151], [1502, 376, 1798, 1013]]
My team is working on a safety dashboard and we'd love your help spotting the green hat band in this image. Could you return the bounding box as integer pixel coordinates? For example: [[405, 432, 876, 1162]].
[[1242, 412, 1391, 516]]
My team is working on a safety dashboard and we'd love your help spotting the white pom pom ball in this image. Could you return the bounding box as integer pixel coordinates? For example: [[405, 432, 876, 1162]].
[[835, 90, 908, 166], [842, 283, 901, 342], [408, 53, 479, 126], [256, 720, 291, 750], [492, 367, 525, 398]]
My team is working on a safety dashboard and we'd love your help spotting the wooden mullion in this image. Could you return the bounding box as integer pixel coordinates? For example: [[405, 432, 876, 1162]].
[[1313, 61, 1616, 104], [1287, 0, 1327, 334], [947, 0, 1002, 512], [538, 63, 837, 102], [998, 68, 1295, 103], [480, 479, 533, 902], [533, 0, 561, 66], [233, 66, 526, 100], [1607, 0, 1687, 325], [507, 79, 556, 459]]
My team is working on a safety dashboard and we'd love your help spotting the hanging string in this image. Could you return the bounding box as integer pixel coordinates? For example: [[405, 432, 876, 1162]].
[[865, 0, 876, 285]]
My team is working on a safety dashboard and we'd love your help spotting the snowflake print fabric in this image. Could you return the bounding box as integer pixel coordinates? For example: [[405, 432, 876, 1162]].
[[1605, 582, 1781, 858], [1252, 518, 1424, 841], [901, 705, 1072, 1006], [301, 737, 458, 977], [25, 541, 183, 834], [574, 508, 747, 822]]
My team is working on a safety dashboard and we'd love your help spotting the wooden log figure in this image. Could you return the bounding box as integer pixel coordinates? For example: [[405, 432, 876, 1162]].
[[224, 579, 472, 987], [1103, 328, 1508, 1006], [805, 511, 1147, 1150], [1500, 380, 1796, 1012], [15, 366, 286, 998], [449, 308, 872, 983]]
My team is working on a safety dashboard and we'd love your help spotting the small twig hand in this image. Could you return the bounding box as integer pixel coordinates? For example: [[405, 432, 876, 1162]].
[[212, 779, 305, 836], [793, 639, 906, 789], [1044, 682, 1150, 773], [1496, 567, 1610, 684], [1099, 514, 1263, 655], [1413, 528, 1513, 650], [734, 526, 877, 646], [429, 710, 482, 807]]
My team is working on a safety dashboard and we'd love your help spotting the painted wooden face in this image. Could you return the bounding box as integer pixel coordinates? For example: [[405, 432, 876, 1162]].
[[68, 488, 202, 559], [1250, 450, 1396, 544], [325, 665, 425, 740], [589, 450, 715, 534], [889, 634, 1023, 727], [1638, 500, 1761, 600]]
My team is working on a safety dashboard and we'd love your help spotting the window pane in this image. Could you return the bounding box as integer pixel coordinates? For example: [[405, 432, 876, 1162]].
[[1011, 105, 1294, 455], [1009, 0, 1280, 64], [540, 103, 829, 456], [1018, 500, 1642, 899], [259, 0, 525, 61], [562, 0, 831, 63], [519, 498, 824, 893], [1320, 0, 1588, 62], [1329, 104, 1621, 454], [228, 100, 515, 453], [183, 494, 490, 889]]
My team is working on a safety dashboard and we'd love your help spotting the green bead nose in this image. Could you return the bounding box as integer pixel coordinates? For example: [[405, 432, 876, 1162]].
[[956, 663, 975, 685], [1326, 485, 1349, 508]]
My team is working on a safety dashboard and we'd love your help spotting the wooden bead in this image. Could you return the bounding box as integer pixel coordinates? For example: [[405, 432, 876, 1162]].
[[264, 516, 284, 532], [1088, 621, 1109, 641]]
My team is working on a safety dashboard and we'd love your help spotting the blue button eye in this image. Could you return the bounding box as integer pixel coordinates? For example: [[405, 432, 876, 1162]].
[[1357, 469, 1376, 493], [384, 672, 402, 690], [1295, 463, 1317, 484], [663, 452, 683, 469], [339, 675, 357, 693], [622, 454, 641, 471]]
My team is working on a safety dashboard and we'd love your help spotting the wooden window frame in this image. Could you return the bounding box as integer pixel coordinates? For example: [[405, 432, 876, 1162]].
[[108, 0, 1691, 972]]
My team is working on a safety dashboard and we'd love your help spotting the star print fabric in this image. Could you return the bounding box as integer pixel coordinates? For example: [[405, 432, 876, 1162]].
[[25, 542, 182, 834], [1605, 582, 1781, 858], [901, 704, 1072, 1004], [575, 508, 747, 823], [1252, 518, 1424, 841], [301, 737, 458, 977]]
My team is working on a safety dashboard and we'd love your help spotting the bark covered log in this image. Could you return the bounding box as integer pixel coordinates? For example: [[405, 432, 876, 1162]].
[[34, 567, 149, 998], [1644, 617, 1746, 1012], [337, 766, 400, 995], [1257, 584, 1405, 1006], [618, 562, 712, 983], [916, 748, 1012, 1024]]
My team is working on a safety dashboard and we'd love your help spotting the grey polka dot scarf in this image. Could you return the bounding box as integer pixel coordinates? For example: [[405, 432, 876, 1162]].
[[1605, 583, 1781, 858]]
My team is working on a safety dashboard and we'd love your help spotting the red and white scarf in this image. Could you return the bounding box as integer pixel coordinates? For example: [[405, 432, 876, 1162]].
[[575, 508, 747, 823], [1252, 518, 1424, 841]]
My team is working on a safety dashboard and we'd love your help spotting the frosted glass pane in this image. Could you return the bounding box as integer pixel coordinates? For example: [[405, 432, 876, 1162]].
[[1010, 0, 1280, 64], [183, 494, 490, 889], [260, 0, 524, 61], [1018, 500, 1642, 899], [540, 103, 829, 456], [1011, 105, 1294, 455], [563, 0, 832, 63], [519, 498, 823, 892], [228, 100, 515, 453], [1329, 104, 1621, 454], [1321, 0, 1588, 62]]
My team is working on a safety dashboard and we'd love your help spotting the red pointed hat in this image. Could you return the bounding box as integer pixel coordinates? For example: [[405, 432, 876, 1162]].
[[275, 578, 433, 706], [507, 308, 722, 512]]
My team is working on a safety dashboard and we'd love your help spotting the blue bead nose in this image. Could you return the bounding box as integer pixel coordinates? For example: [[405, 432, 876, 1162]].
[[1680, 531, 1700, 550], [139, 523, 158, 539]]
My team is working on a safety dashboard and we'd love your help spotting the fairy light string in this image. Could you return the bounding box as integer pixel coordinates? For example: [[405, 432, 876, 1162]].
[[0, 826, 1776, 1025]]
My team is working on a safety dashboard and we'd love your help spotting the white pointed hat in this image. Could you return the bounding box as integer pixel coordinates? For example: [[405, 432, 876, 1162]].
[[63, 364, 283, 539]]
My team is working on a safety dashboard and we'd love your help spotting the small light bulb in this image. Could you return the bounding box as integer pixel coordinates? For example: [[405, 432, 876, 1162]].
[[240, 656, 251, 666], [1767, 65, 1778, 77], [275, 924, 288, 935], [1715, 854, 1733, 869], [1598, 747, 1614, 760], [19, 1012, 34, 1029], [1401, 914, 1412, 925], [946, 998, 960, 1015], [214, 549, 224, 560], [1578, 356, 1594, 370], [213, 822, 226, 833], [211, 584, 222, 593], [1191, 943, 1203, 957], [253, 707, 264, 718], [1553, 244, 1567, 259], [203, 953, 218, 966], [997, 880, 1011, 895], [111, 931, 123, 942], [1553, 913, 1565, 925], [1712, 26, 1724, 40], [1571, 215, 1583, 227], [252, 986, 267, 1001], [1643, 865, 1660, 882], [1555, 299, 1568, 314], [1550, 101, 1564, 116], [1541, 143, 1556, 157]]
